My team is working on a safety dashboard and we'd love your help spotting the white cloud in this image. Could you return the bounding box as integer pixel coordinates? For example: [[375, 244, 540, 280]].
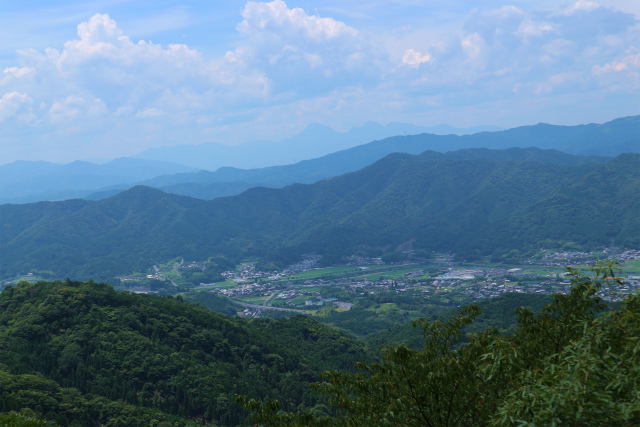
[[564, 1, 600, 15], [402, 49, 430, 67], [516, 19, 553, 37], [461, 33, 487, 67], [237, 0, 358, 41], [536, 71, 584, 94], [3, 67, 34, 79], [47, 95, 107, 123], [50, 14, 206, 84], [400, 1, 639, 96], [0, 2, 638, 163], [228, 0, 381, 95], [8, 13, 272, 120], [592, 51, 640, 74], [0, 91, 33, 122]]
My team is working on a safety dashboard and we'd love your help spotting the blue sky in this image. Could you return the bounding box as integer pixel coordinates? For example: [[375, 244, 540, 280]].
[[1, 0, 639, 163]]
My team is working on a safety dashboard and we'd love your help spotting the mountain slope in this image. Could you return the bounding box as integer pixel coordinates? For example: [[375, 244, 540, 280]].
[[135, 146, 611, 201], [4, 117, 633, 205], [0, 279, 372, 426], [133, 115, 635, 193], [1, 152, 638, 280]]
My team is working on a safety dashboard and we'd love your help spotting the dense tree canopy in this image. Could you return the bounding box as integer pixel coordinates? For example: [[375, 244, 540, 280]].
[[238, 262, 640, 426], [0, 280, 372, 426], [1, 153, 638, 280]]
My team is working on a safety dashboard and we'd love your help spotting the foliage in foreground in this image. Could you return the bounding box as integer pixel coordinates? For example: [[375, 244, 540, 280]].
[[0, 410, 60, 427], [0, 279, 371, 426], [238, 261, 640, 426]]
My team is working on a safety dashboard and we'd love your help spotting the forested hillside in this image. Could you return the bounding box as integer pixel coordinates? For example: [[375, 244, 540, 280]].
[[125, 115, 636, 201], [0, 280, 373, 426], [365, 293, 552, 350], [1, 151, 638, 280], [9, 116, 633, 205], [239, 264, 640, 427], [135, 115, 637, 184], [135, 145, 611, 199]]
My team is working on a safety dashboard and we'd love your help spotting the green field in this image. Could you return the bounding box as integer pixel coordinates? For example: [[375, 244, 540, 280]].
[[354, 264, 437, 281], [279, 263, 437, 283], [621, 260, 640, 275], [238, 296, 269, 304], [291, 286, 328, 293], [11, 275, 42, 284], [288, 266, 365, 280], [288, 296, 310, 305]]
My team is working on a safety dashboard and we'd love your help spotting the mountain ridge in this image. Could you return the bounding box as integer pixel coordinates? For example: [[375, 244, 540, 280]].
[[1, 150, 637, 281], [131, 121, 504, 171]]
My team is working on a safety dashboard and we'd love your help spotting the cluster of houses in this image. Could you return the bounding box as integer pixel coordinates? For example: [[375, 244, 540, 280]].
[[615, 249, 640, 262], [221, 264, 276, 282], [453, 273, 640, 302], [533, 248, 640, 267], [534, 251, 597, 266], [463, 280, 561, 300], [217, 281, 277, 299], [176, 261, 206, 271]]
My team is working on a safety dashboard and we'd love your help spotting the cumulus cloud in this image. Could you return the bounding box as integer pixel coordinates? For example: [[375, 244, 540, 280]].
[[8, 13, 275, 124], [47, 96, 107, 124], [229, 0, 381, 94], [237, 0, 358, 41], [564, 0, 600, 15], [0, 92, 33, 122], [592, 51, 640, 74], [36, 14, 218, 105], [397, 1, 639, 98], [4, 67, 34, 79], [0, 1, 638, 163], [402, 49, 430, 67]]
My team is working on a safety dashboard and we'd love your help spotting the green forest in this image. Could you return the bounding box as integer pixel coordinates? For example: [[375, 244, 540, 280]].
[[1, 150, 638, 283], [239, 262, 640, 426], [0, 280, 373, 426], [1, 262, 638, 426]]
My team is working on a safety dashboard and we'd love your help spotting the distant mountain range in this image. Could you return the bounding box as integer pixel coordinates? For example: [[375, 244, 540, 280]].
[[131, 115, 638, 171], [1, 116, 636, 205], [1, 148, 637, 281], [90, 116, 637, 201], [132, 121, 503, 170], [0, 158, 197, 204]]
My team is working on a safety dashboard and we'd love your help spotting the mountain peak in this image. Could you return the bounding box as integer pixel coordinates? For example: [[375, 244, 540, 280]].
[[293, 123, 339, 138]]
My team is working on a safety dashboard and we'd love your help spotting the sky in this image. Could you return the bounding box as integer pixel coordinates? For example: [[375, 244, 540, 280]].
[[1, 0, 639, 164]]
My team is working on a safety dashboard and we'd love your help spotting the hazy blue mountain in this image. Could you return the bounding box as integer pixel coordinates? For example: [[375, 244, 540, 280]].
[[458, 115, 639, 156], [153, 181, 255, 200], [4, 117, 634, 205], [132, 121, 504, 170], [1, 151, 637, 281], [130, 116, 637, 173], [129, 147, 611, 201], [81, 147, 610, 202], [0, 157, 197, 204], [119, 116, 633, 200]]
